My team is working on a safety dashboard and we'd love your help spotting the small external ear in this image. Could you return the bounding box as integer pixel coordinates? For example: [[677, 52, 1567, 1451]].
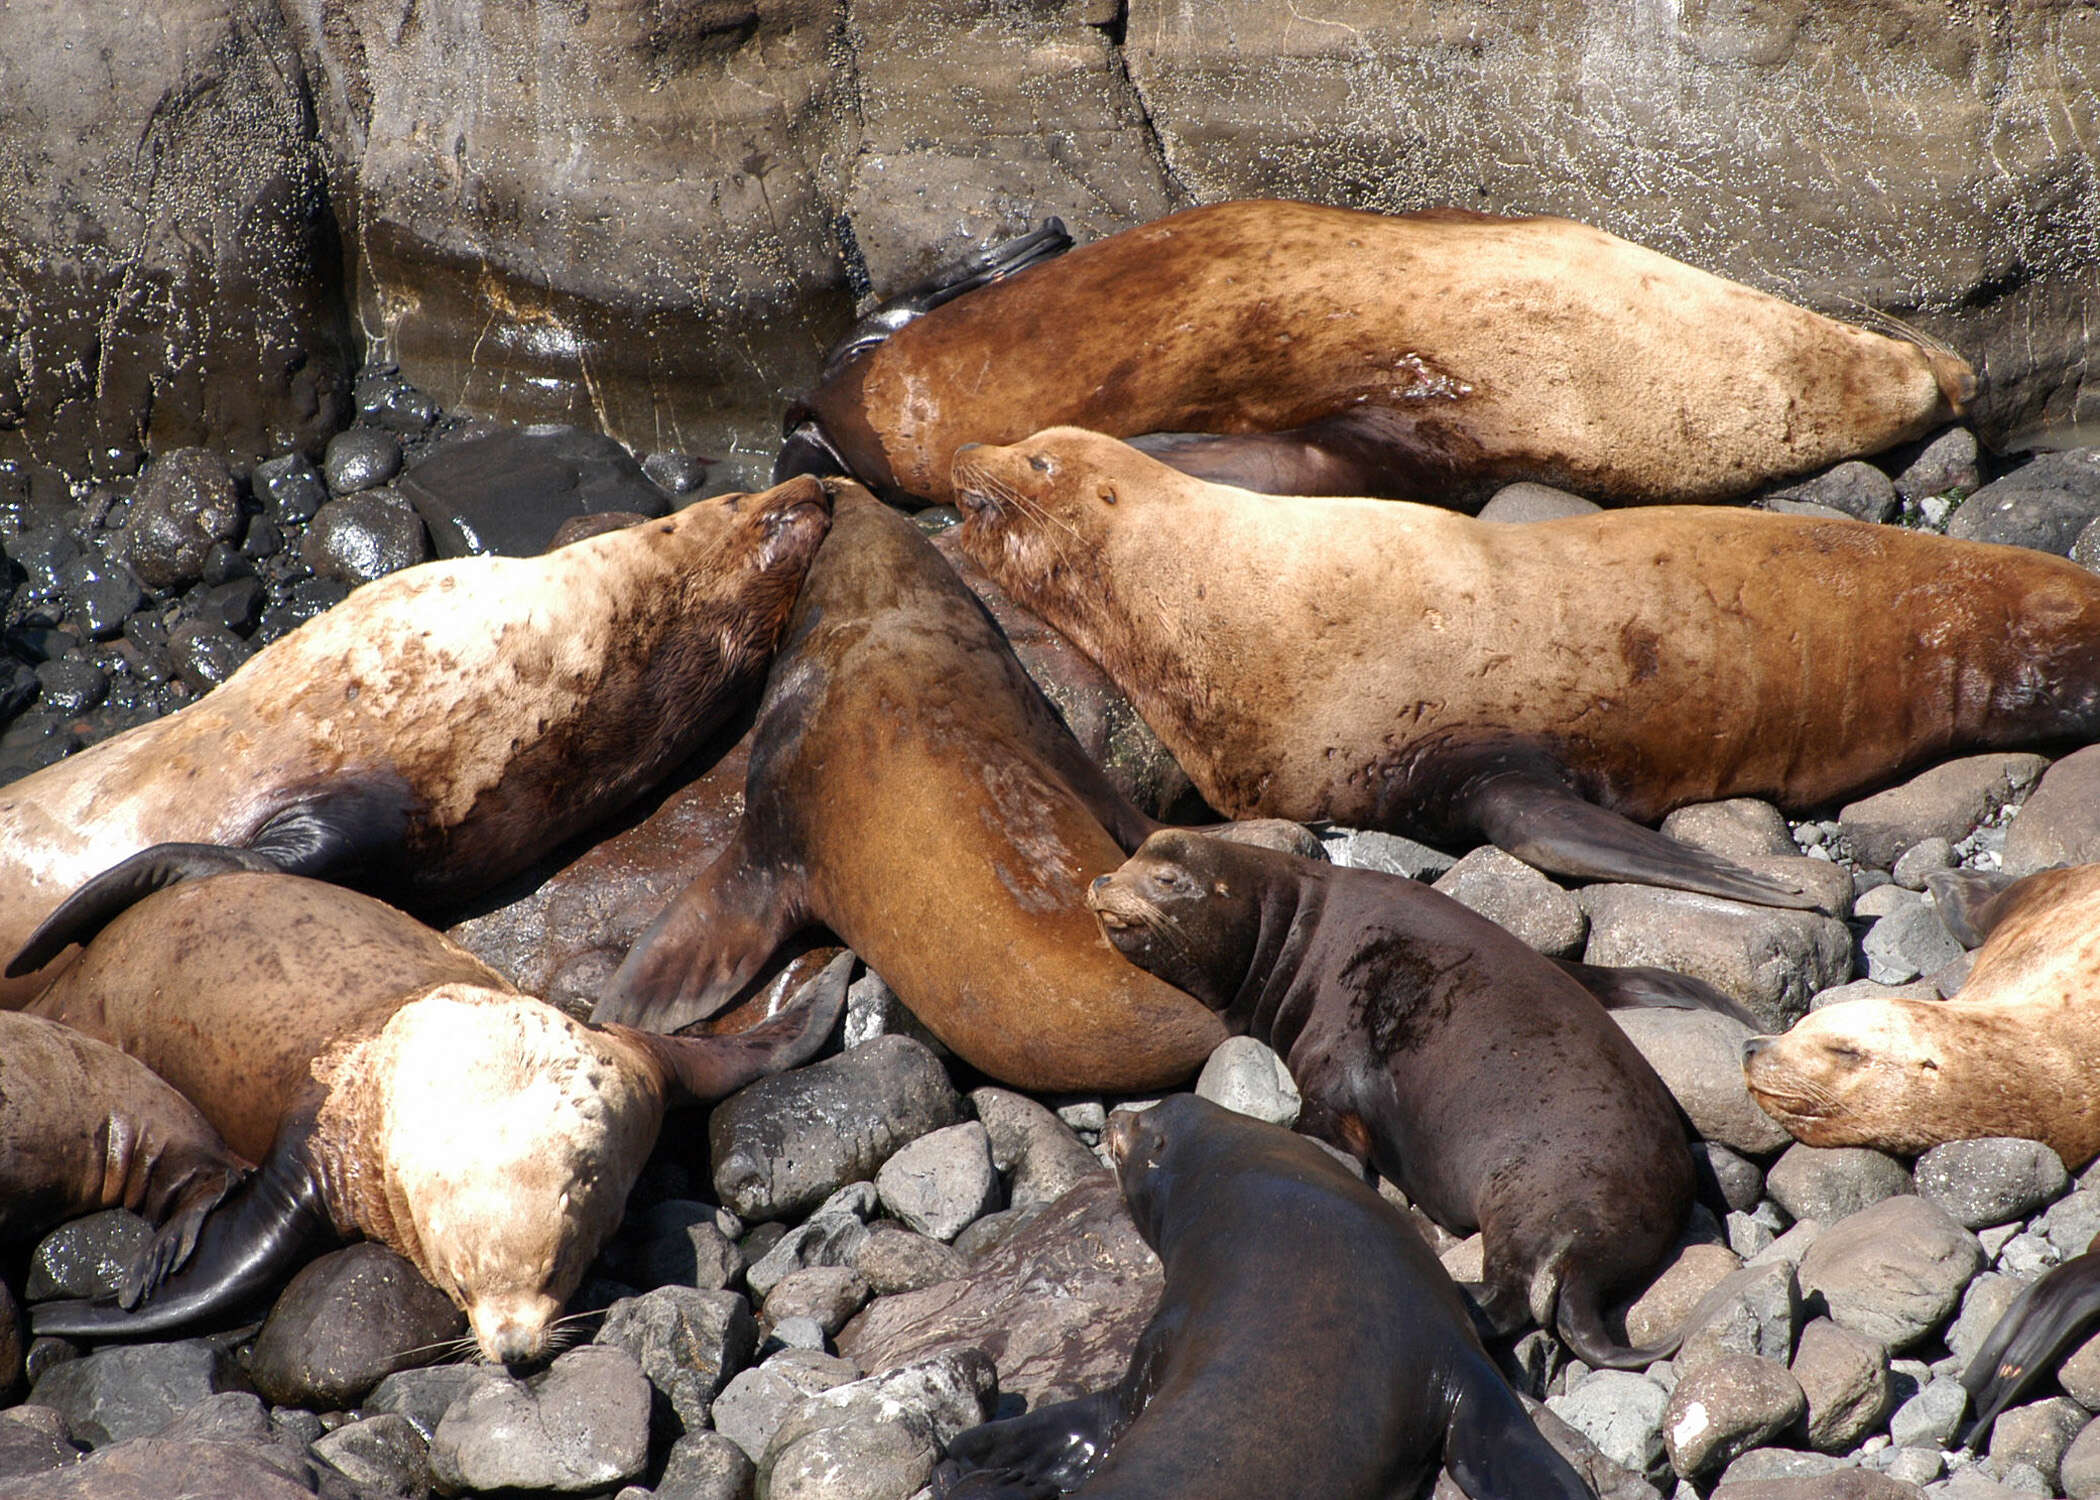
[[604, 949, 850, 1106]]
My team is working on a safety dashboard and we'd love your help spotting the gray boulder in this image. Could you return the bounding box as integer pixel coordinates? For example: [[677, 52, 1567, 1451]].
[[428, 1344, 651, 1493], [594, 1286, 757, 1433], [1660, 1354, 1807, 1479], [2001, 745, 2100, 878], [1584, 884, 1851, 1032], [1916, 1139, 2069, 1230], [1611, 1007, 1793, 1155], [760, 1348, 997, 1500], [1193, 1036, 1303, 1126], [246, 1242, 467, 1410], [875, 1121, 1002, 1242], [1789, 1317, 1892, 1453], [712, 1349, 862, 1466], [27, 1340, 230, 1449], [1795, 1196, 1984, 1350], [1838, 755, 2050, 869], [1764, 1145, 1914, 1225]]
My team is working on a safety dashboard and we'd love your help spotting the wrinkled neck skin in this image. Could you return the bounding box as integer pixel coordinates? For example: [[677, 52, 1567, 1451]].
[[1216, 871, 1329, 1058]]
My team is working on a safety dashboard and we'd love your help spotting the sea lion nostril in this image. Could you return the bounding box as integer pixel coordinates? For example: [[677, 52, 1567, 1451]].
[[1743, 1036, 1770, 1063]]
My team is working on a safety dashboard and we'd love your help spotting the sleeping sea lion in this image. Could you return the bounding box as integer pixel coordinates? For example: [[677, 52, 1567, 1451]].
[[25, 873, 843, 1362], [1086, 829, 1695, 1369], [932, 1095, 1593, 1499], [1, 477, 834, 1005], [781, 199, 1971, 508], [950, 429, 2100, 907]]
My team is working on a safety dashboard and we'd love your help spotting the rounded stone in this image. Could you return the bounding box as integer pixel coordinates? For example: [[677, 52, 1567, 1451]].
[[1795, 1196, 1984, 1351], [1765, 1145, 1914, 1225], [875, 1121, 1001, 1242], [166, 620, 253, 694], [1662, 1353, 1807, 1479], [123, 448, 243, 589], [1431, 844, 1588, 957], [1916, 1139, 2070, 1229], [323, 427, 404, 494], [301, 490, 433, 584], [1193, 1036, 1303, 1125], [249, 1243, 467, 1410], [1789, 1316, 1892, 1453]]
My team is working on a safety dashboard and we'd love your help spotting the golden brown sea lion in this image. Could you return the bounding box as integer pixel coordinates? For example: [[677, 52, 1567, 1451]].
[[0, 478, 835, 1006], [26, 873, 844, 1362], [781, 200, 1971, 508], [949, 429, 2100, 906]]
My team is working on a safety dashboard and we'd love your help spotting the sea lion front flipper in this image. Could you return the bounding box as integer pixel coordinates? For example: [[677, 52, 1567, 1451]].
[[593, 830, 810, 1033], [1463, 772, 1819, 910], [607, 950, 850, 1104], [1442, 1376, 1596, 1500], [935, 1390, 1128, 1498], [1552, 959, 1759, 1027], [124, 1162, 252, 1306], [1959, 1244, 2100, 1446], [34, 1103, 332, 1337], [6, 844, 282, 977]]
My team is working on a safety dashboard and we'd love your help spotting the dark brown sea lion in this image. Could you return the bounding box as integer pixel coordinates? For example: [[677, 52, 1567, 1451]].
[[0, 1012, 246, 1290], [1743, 864, 2100, 1167], [26, 872, 843, 1362], [590, 482, 1232, 1092], [0, 477, 835, 1005], [932, 1095, 1593, 1499], [951, 429, 2100, 906], [781, 199, 1972, 509], [1086, 829, 1694, 1369], [1959, 1230, 2100, 1449]]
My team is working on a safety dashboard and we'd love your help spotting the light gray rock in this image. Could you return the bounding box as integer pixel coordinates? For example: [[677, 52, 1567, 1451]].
[[1663, 802, 1801, 862], [1318, 825, 1457, 880], [1987, 1397, 2090, 1490], [1193, 1036, 1303, 1126], [876, 1121, 1002, 1242], [1892, 838, 1959, 889], [428, 1344, 650, 1494], [1862, 903, 1969, 985], [1854, 884, 1925, 920], [594, 1287, 757, 1433], [768, 1315, 830, 1354], [759, 1348, 997, 1500], [1661, 1354, 1807, 1479], [1947, 449, 2100, 554], [764, 1268, 872, 1338], [1679, 1261, 1803, 1371], [1946, 1274, 2033, 1370], [1749, 1222, 1826, 1270], [1432, 845, 1588, 956], [2040, 1189, 2100, 1260], [1797, 1197, 1984, 1351], [1584, 884, 1852, 1032], [1790, 1317, 1893, 1453], [711, 1350, 862, 1466], [26, 1340, 228, 1449], [1612, 1008, 1794, 1155], [2001, 746, 2100, 878], [311, 1413, 429, 1498], [1838, 756, 2050, 870], [1478, 481, 1602, 522], [1550, 1370, 1672, 1481], [843, 967, 947, 1054], [711, 1035, 963, 1223], [1810, 977, 1939, 1011], [1890, 1373, 1971, 1450], [1765, 1146, 1914, 1226], [1626, 1244, 1744, 1349], [2060, 1416, 2100, 1500], [746, 1214, 874, 1300], [969, 1087, 1104, 1210], [655, 1429, 757, 1500]]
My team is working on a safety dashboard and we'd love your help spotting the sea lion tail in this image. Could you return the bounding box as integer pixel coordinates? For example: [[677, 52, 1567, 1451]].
[[1553, 1266, 1684, 1372], [6, 843, 280, 977], [1958, 1242, 2100, 1448]]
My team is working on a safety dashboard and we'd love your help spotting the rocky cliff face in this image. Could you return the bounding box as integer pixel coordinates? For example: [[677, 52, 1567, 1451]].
[[3, 0, 2095, 500]]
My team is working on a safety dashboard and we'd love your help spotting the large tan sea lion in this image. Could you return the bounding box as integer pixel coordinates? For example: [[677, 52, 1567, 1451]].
[[781, 200, 1972, 508], [949, 429, 2100, 906], [26, 873, 844, 1362], [0, 478, 835, 1006]]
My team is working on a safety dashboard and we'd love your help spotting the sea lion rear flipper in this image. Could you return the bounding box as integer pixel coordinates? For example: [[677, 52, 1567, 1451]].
[[126, 1163, 252, 1305], [1959, 1243, 2100, 1447], [34, 1104, 332, 1338], [593, 831, 809, 1033], [1442, 1377, 1596, 1500], [1463, 773, 1819, 910], [1926, 868, 2027, 949], [1552, 959, 1759, 1027], [605, 949, 850, 1104], [6, 844, 281, 977]]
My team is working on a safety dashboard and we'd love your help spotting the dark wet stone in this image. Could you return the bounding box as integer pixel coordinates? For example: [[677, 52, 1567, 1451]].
[[643, 451, 711, 495], [301, 491, 432, 583], [545, 510, 649, 550], [0, 655, 37, 720], [249, 1244, 468, 1410], [166, 621, 253, 694], [0, 1279, 21, 1403], [10, 526, 81, 603], [6, 623, 78, 664], [255, 576, 350, 642], [122, 449, 242, 590], [239, 516, 283, 562], [55, 555, 143, 640], [22, 1340, 78, 1389], [0, 1406, 79, 1483], [254, 453, 329, 526], [26, 1211, 152, 1303], [183, 576, 265, 636], [323, 427, 405, 495], [27, 1339, 230, 1448], [398, 425, 668, 558], [354, 369, 440, 434], [31, 656, 105, 715]]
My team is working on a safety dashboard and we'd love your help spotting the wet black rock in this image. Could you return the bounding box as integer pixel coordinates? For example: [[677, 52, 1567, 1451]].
[[26, 1339, 231, 1448], [32, 657, 107, 716], [322, 427, 404, 495], [55, 555, 143, 641], [5, 624, 77, 664], [121, 449, 243, 590], [398, 425, 669, 559], [1946, 448, 2100, 554], [354, 367, 440, 435], [166, 621, 252, 694], [181, 576, 265, 637], [26, 1212, 152, 1303], [248, 1243, 468, 1410], [9, 526, 80, 607], [0, 1280, 21, 1404], [301, 491, 432, 584], [255, 577, 351, 644], [643, 450, 712, 495], [253, 453, 328, 526]]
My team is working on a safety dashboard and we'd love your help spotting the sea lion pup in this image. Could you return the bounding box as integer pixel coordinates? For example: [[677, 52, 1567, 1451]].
[[781, 199, 1971, 508], [1743, 864, 2100, 1167], [951, 429, 2100, 907], [1086, 830, 1694, 1370], [932, 1096, 1593, 1500], [25, 873, 845, 1362], [0, 476, 835, 1006], [591, 481, 1231, 1091], [0, 1012, 247, 1291]]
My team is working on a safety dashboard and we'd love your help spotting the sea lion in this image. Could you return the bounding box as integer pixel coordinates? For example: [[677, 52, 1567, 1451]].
[[781, 199, 1972, 509], [932, 1095, 1593, 1499], [0, 1012, 246, 1287], [950, 428, 2100, 906], [0, 476, 835, 1006], [1743, 864, 2100, 1167], [1958, 1230, 2100, 1448], [25, 872, 844, 1362], [1086, 829, 1694, 1369], [590, 481, 1230, 1091]]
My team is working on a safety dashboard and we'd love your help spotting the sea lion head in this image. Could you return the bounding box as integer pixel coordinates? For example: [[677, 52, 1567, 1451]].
[[1087, 828, 1271, 1013], [1742, 999, 1958, 1152], [951, 427, 1163, 599], [352, 989, 664, 1365]]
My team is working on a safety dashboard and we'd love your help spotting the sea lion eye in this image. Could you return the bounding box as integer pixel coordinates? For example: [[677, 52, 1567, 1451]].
[[1099, 486, 1117, 505], [1029, 454, 1053, 473]]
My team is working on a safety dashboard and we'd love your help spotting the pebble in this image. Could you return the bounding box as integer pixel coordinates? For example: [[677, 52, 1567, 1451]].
[[1193, 1035, 1303, 1125], [322, 427, 404, 494], [310, 1411, 430, 1496], [29, 657, 105, 715], [1889, 1376, 1971, 1449], [1892, 838, 1959, 889], [1797, 1197, 1984, 1351], [875, 1121, 1002, 1241], [1915, 1140, 2069, 1229], [364, 1365, 492, 1442], [850, 1222, 970, 1296], [763, 1267, 871, 1337], [1477, 480, 1601, 521], [594, 1286, 756, 1433], [1679, 1260, 1803, 1369], [253, 452, 329, 525], [1765, 1146, 1915, 1225], [1432, 845, 1588, 956], [1584, 884, 1852, 1032], [1696, 1143, 1768, 1213], [1627, 1243, 1742, 1347], [1862, 903, 1968, 985], [1664, 800, 1801, 860], [164, 619, 253, 693], [2060, 1419, 2100, 1499], [643, 450, 712, 495], [246, 1243, 467, 1410], [428, 1344, 651, 1494], [1662, 1354, 1808, 1479], [55, 555, 143, 640], [655, 1428, 757, 1500], [2039, 1189, 2100, 1259]]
